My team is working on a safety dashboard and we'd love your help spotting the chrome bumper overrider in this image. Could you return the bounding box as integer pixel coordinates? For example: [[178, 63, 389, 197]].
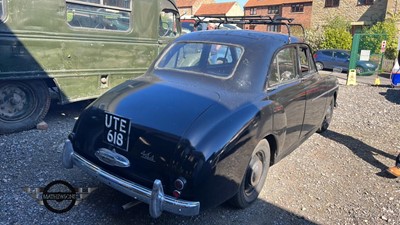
[[62, 140, 200, 218]]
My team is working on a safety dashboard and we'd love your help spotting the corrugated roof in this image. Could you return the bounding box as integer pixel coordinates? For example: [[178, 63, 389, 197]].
[[195, 2, 236, 16], [245, 0, 312, 7]]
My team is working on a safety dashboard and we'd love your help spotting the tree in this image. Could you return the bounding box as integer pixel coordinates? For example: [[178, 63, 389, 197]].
[[320, 16, 352, 50], [361, 15, 398, 59]]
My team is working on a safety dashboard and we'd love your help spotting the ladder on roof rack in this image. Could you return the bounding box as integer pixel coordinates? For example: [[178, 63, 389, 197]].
[[191, 15, 305, 43]]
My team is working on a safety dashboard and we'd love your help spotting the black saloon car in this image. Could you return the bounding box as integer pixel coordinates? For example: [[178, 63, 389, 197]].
[[62, 29, 338, 218]]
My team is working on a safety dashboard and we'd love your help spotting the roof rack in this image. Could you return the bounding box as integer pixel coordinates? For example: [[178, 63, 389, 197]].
[[191, 15, 305, 43]]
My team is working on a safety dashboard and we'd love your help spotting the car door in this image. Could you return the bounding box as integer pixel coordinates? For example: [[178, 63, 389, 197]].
[[321, 50, 334, 69], [298, 45, 327, 136], [333, 51, 350, 71], [267, 46, 306, 152], [158, 8, 180, 54]]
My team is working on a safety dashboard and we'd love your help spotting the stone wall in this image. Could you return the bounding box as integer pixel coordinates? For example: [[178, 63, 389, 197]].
[[311, 0, 389, 29], [386, 0, 399, 16]]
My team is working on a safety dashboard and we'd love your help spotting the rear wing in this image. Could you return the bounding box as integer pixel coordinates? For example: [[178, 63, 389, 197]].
[[192, 15, 305, 43]]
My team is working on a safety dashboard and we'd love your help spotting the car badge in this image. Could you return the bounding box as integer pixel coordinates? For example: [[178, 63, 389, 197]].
[[95, 148, 130, 167], [140, 151, 155, 162]]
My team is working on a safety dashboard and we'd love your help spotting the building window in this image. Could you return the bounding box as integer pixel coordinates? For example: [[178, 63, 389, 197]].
[[268, 6, 279, 14], [66, 0, 132, 31], [357, 0, 373, 5], [248, 25, 256, 30], [250, 8, 257, 15], [267, 25, 279, 32], [325, 0, 340, 7], [291, 4, 304, 13]]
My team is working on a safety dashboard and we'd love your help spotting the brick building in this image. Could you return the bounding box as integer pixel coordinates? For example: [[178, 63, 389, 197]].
[[243, 0, 313, 32]]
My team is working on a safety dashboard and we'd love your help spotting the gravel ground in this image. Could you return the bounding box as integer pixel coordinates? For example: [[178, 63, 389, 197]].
[[0, 82, 400, 225]]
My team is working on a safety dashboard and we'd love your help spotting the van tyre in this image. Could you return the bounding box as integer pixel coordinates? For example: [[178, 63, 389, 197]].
[[0, 80, 51, 134], [230, 139, 271, 208]]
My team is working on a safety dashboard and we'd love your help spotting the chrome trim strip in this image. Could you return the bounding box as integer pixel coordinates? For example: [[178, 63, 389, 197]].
[[62, 140, 200, 218], [95, 148, 130, 167], [312, 85, 338, 102]]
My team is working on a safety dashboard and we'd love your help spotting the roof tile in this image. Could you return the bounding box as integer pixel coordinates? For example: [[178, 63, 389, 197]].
[[176, 0, 198, 7], [195, 2, 236, 16], [245, 0, 312, 7]]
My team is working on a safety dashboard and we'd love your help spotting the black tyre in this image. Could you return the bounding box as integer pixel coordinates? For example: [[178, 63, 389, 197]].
[[0, 80, 51, 134], [317, 98, 334, 133], [355, 66, 364, 74], [316, 62, 324, 71], [230, 139, 271, 208]]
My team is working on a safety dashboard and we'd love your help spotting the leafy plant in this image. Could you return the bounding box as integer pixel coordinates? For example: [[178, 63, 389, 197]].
[[304, 16, 352, 52], [320, 16, 352, 50], [361, 16, 398, 59], [305, 29, 324, 52], [320, 27, 352, 50]]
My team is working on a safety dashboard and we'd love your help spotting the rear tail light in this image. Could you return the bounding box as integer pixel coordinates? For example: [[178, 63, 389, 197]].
[[313, 53, 317, 58], [172, 190, 181, 198], [172, 177, 186, 198]]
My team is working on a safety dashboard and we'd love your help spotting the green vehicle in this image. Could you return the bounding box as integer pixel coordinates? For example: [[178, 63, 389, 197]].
[[0, 0, 180, 134]]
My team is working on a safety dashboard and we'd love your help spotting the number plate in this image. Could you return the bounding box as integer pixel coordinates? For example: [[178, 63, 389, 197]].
[[103, 112, 131, 151]]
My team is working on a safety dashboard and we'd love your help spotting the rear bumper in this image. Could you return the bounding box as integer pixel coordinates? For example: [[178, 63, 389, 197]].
[[62, 139, 200, 218]]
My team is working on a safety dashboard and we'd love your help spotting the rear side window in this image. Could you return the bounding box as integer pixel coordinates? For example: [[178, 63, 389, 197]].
[[334, 51, 349, 59], [66, 0, 132, 31], [321, 51, 332, 57], [299, 46, 316, 75], [268, 47, 298, 86]]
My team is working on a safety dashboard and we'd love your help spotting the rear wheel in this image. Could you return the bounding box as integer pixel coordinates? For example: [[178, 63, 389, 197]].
[[0, 80, 51, 134], [355, 66, 364, 74], [230, 139, 271, 208], [316, 62, 324, 71], [317, 98, 334, 133]]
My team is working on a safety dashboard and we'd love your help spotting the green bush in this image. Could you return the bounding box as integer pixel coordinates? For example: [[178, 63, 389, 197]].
[[320, 27, 352, 50], [362, 19, 398, 59], [304, 15, 399, 60], [320, 16, 352, 50], [305, 16, 352, 52], [305, 29, 324, 52]]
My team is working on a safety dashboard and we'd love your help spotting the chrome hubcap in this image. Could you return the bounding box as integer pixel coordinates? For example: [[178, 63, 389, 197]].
[[0, 85, 27, 119], [250, 158, 263, 186]]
